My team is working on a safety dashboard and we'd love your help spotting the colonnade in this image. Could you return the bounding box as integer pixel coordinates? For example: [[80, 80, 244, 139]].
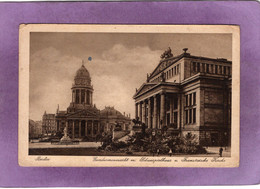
[[135, 93, 166, 129], [72, 89, 93, 105], [57, 119, 100, 139], [135, 93, 180, 129]]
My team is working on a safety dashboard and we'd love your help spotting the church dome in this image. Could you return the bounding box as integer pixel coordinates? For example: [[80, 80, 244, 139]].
[[74, 65, 91, 86], [101, 106, 124, 117], [75, 65, 90, 79]]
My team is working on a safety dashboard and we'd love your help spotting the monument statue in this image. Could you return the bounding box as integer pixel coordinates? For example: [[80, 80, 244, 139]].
[[60, 126, 72, 143], [160, 47, 173, 59]]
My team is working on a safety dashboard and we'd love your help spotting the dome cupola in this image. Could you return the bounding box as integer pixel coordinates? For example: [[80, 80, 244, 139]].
[[74, 64, 91, 86], [71, 63, 93, 106]]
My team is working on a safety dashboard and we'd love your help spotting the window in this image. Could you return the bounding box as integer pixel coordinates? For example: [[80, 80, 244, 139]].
[[202, 63, 205, 72], [219, 66, 222, 74], [173, 98, 178, 109], [224, 66, 226, 75], [81, 89, 85, 103], [174, 112, 178, 124], [174, 66, 177, 75], [189, 109, 192, 123], [193, 62, 196, 72], [185, 92, 197, 124], [193, 92, 196, 105], [177, 65, 179, 74], [76, 89, 80, 103], [228, 66, 231, 75], [206, 64, 209, 73], [193, 108, 196, 123], [189, 94, 192, 106], [185, 110, 188, 124], [215, 65, 218, 74], [197, 63, 200, 72], [211, 64, 213, 73]]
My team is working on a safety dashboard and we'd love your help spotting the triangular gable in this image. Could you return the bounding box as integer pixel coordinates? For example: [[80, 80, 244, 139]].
[[134, 83, 157, 98], [67, 109, 99, 118], [149, 55, 183, 79]]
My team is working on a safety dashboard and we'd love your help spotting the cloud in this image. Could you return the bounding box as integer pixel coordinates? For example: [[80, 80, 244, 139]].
[[29, 44, 162, 120]]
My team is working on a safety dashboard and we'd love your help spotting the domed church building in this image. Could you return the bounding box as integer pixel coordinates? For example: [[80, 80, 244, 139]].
[[100, 106, 131, 133], [55, 63, 131, 139]]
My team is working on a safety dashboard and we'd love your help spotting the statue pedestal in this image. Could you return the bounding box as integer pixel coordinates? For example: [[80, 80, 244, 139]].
[[60, 135, 72, 142], [58, 136, 73, 145], [57, 126, 74, 145]]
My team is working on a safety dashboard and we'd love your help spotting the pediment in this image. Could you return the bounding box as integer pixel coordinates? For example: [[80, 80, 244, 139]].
[[134, 83, 157, 98], [149, 56, 183, 79]]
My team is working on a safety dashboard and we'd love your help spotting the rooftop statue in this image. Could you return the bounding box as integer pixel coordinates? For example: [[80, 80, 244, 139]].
[[160, 47, 173, 59]]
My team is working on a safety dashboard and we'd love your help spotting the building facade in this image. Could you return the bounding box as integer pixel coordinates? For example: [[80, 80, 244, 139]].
[[133, 48, 231, 146], [56, 64, 131, 139], [100, 106, 132, 133], [29, 120, 42, 138], [42, 112, 56, 135]]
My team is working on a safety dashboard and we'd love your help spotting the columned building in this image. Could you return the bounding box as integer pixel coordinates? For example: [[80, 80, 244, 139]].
[[133, 48, 231, 146], [56, 63, 131, 139], [100, 106, 132, 133]]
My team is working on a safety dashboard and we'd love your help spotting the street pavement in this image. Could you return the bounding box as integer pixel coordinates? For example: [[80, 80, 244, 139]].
[[205, 146, 231, 157], [29, 142, 102, 149]]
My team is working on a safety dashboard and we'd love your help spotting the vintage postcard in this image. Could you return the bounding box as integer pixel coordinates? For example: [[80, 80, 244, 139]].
[[19, 24, 240, 167]]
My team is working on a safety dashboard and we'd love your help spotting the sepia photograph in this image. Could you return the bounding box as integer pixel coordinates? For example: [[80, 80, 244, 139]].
[[19, 25, 240, 167]]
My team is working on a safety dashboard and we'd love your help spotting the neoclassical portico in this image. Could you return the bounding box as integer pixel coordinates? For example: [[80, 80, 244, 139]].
[[134, 48, 232, 146], [134, 82, 181, 131]]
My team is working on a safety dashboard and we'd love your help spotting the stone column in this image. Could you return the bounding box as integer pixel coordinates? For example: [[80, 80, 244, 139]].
[[148, 98, 152, 128], [142, 102, 146, 124], [72, 121, 75, 139], [170, 98, 173, 124], [79, 121, 81, 137], [179, 94, 183, 130], [153, 95, 157, 129], [72, 90, 74, 103], [139, 102, 142, 122], [98, 122, 100, 134], [79, 90, 82, 104], [160, 93, 166, 128], [91, 120, 94, 137], [85, 121, 88, 136], [85, 90, 87, 104], [212, 64, 215, 74], [135, 103, 138, 119], [90, 92, 92, 105]]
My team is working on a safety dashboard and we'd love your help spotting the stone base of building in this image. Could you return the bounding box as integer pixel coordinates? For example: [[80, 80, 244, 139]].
[[181, 128, 230, 147], [130, 126, 230, 147]]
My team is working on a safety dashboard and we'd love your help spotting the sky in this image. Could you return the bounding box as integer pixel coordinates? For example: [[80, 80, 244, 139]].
[[29, 32, 232, 121]]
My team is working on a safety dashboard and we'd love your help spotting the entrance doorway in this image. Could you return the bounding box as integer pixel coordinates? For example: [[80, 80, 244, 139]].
[[166, 113, 170, 126], [211, 133, 219, 146], [81, 120, 86, 137]]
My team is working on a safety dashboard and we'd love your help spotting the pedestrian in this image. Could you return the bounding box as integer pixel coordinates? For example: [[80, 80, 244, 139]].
[[157, 149, 160, 156], [169, 148, 173, 157], [219, 147, 223, 157]]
